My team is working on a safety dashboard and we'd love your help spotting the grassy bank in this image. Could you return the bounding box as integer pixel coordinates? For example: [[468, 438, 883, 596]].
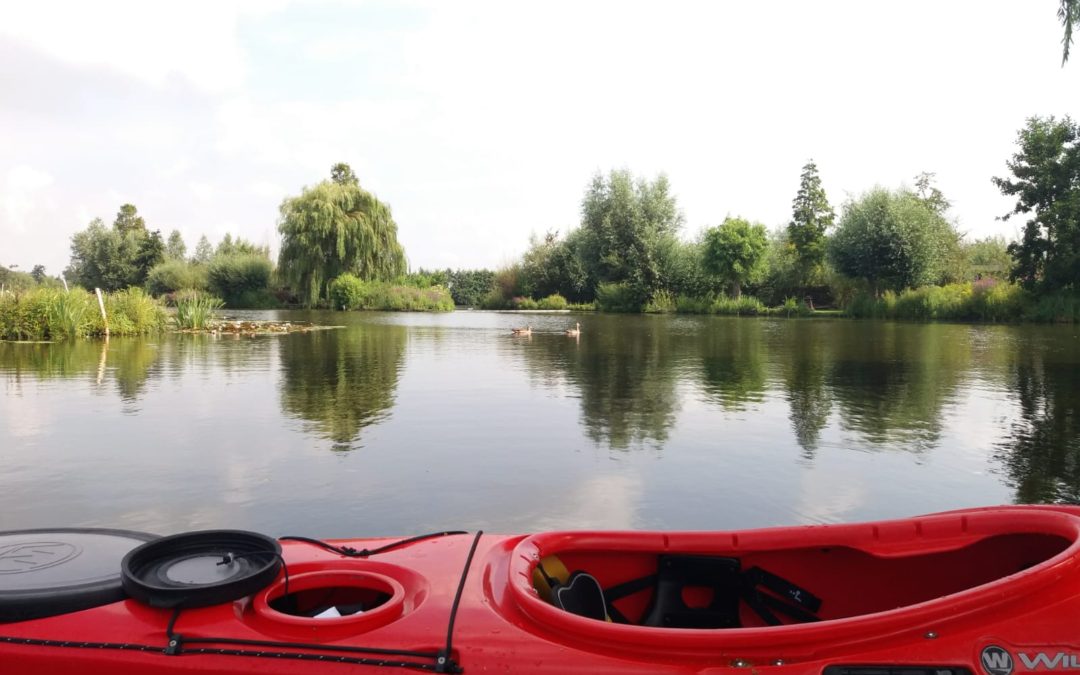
[[0, 287, 167, 341], [330, 274, 454, 312], [844, 281, 1080, 323]]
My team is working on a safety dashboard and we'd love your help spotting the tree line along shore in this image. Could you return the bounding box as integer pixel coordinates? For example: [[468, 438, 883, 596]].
[[3, 116, 1080, 341]]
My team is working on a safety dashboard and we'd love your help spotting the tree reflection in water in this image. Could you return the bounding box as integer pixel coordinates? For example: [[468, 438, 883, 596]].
[[996, 345, 1080, 503], [279, 325, 406, 451]]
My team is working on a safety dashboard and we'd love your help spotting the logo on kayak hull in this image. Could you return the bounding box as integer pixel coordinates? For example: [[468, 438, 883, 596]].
[[984, 646, 1014, 675], [982, 646, 1080, 674]]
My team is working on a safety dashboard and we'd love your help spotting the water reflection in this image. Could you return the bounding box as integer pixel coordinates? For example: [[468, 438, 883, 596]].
[[826, 323, 967, 453], [996, 344, 1080, 503], [698, 319, 768, 411], [0, 339, 162, 404], [278, 325, 406, 451], [3, 312, 1080, 534], [780, 323, 831, 458], [519, 316, 683, 450]]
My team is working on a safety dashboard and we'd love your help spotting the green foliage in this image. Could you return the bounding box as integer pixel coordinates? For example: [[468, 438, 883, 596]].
[[174, 293, 224, 330], [644, 290, 677, 313], [329, 274, 453, 312], [702, 217, 770, 299], [713, 295, 766, 316], [480, 265, 525, 309], [278, 164, 406, 307], [675, 294, 715, 314], [66, 205, 164, 291], [331, 162, 358, 186], [215, 234, 269, 259], [579, 170, 683, 307], [165, 230, 187, 260], [192, 235, 214, 264], [0, 287, 165, 340], [844, 281, 1029, 322], [1028, 290, 1080, 322], [207, 254, 273, 307], [146, 259, 208, 295], [829, 187, 960, 294], [595, 282, 643, 313], [1062, 0, 1078, 64], [447, 269, 495, 306], [101, 288, 167, 335], [113, 204, 144, 234], [30, 265, 46, 283], [963, 236, 1013, 280], [519, 230, 590, 302], [0, 265, 37, 292], [787, 161, 835, 282], [994, 116, 1080, 292], [657, 237, 712, 299], [536, 293, 568, 310], [402, 268, 449, 288]]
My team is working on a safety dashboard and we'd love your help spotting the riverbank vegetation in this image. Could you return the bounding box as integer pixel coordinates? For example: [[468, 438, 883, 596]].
[[8, 114, 1079, 323], [329, 274, 454, 312], [0, 287, 166, 341], [476, 116, 1080, 323]]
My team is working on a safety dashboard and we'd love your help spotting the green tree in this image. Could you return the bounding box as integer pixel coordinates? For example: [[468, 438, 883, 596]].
[[30, 265, 46, 284], [579, 170, 683, 308], [993, 116, 1080, 291], [331, 162, 358, 186], [787, 160, 835, 283], [132, 230, 165, 285], [67, 218, 139, 291], [207, 254, 273, 306], [829, 188, 957, 294], [192, 235, 214, 265], [278, 164, 407, 307], [165, 230, 187, 260], [914, 171, 951, 215], [519, 229, 590, 301], [701, 217, 769, 299], [964, 236, 1013, 279], [113, 204, 145, 235], [1062, 0, 1078, 64], [216, 233, 269, 258]]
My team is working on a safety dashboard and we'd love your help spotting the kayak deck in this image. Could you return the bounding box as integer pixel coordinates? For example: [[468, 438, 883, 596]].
[[2, 506, 1080, 673]]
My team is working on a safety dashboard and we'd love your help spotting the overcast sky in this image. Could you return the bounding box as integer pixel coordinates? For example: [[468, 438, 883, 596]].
[[0, 1, 1075, 275]]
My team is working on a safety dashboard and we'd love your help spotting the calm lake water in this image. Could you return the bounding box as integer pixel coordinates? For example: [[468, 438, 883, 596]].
[[2, 311, 1078, 538]]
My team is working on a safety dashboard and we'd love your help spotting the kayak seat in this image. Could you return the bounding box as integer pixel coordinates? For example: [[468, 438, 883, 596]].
[[627, 555, 823, 628], [536, 554, 822, 628], [533, 556, 611, 622]]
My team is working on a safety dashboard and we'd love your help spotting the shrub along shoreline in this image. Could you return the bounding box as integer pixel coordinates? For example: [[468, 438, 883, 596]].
[[4, 278, 1078, 343]]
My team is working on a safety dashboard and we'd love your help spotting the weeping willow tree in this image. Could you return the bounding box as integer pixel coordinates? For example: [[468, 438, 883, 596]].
[[278, 164, 407, 307]]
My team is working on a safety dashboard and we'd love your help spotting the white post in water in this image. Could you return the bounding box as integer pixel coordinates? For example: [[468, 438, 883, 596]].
[[95, 287, 109, 338]]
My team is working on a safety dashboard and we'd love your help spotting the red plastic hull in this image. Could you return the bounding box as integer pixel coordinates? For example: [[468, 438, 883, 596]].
[[3, 505, 1080, 674]]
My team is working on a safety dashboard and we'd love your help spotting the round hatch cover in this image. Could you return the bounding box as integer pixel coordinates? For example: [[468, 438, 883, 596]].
[[122, 530, 281, 609], [0, 528, 158, 622]]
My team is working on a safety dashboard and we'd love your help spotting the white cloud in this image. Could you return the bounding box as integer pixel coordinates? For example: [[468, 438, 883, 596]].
[[1, 166, 54, 237], [0, 1, 280, 92]]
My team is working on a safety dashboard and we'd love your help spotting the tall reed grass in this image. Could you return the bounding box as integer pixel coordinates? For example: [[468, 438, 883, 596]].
[[844, 281, 1030, 322], [0, 287, 167, 340], [174, 292, 225, 330]]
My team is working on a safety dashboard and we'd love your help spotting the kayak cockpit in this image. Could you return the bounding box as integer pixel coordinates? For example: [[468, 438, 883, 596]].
[[508, 508, 1080, 651]]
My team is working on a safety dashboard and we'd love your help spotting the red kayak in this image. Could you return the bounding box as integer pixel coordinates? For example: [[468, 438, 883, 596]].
[[2, 505, 1079, 674]]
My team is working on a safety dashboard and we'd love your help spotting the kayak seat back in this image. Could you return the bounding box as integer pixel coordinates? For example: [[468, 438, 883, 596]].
[[533, 556, 612, 622], [640, 555, 741, 628]]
